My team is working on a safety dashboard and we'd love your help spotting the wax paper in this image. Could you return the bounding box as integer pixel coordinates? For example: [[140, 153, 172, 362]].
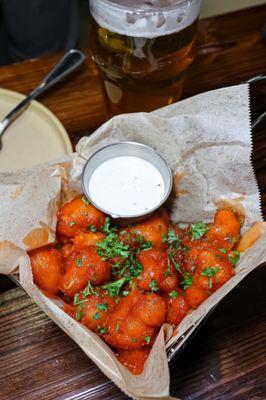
[[0, 84, 265, 400]]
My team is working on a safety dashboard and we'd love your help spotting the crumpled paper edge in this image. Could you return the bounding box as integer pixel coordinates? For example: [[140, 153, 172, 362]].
[[1, 83, 261, 398]]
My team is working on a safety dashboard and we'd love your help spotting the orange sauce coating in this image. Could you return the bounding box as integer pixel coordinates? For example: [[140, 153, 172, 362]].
[[29, 198, 243, 374]]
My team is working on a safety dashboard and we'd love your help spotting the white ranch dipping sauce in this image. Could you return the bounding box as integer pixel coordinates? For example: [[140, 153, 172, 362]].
[[88, 156, 165, 216]]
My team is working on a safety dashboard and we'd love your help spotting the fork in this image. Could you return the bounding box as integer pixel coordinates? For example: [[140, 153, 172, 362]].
[[0, 49, 86, 151]]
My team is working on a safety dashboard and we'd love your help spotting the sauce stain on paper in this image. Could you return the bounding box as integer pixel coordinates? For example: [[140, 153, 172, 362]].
[[0, 240, 14, 250], [39, 221, 54, 236], [10, 187, 23, 200], [23, 228, 49, 250], [173, 172, 189, 198], [61, 177, 81, 205], [57, 162, 70, 177]]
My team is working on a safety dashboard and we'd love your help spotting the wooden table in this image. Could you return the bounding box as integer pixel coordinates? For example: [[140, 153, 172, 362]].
[[0, 5, 266, 400]]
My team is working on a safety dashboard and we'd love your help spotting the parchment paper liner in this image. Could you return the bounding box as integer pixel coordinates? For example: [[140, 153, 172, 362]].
[[0, 84, 265, 399]]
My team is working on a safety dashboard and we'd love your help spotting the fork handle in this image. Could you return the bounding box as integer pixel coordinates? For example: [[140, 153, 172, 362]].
[[0, 49, 86, 138]]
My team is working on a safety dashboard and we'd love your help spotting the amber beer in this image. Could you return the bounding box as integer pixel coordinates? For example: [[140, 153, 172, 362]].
[[89, 0, 202, 116]]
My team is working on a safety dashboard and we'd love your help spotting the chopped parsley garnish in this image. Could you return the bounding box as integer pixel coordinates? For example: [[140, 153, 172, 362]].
[[73, 293, 80, 306], [76, 311, 82, 321], [112, 259, 123, 269], [102, 216, 116, 235], [162, 229, 181, 250], [149, 279, 159, 292], [229, 251, 240, 266], [102, 277, 129, 297], [122, 290, 129, 297], [76, 258, 83, 267], [81, 197, 90, 206], [93, 312, 101, 320], [169, 251, 181, 272], [87, 224, 97, 232], [145, 336, 151, 344], [232, 237, 238, 244], [97, 303, 108, 311], [182, 246, 190, 252], [134, 235, 153, 250], [97, 233, 130, 260], [97, 219, 147, 280], [190, 222, 209, 240], [112, 252, 143, 278], [169, 290, 179, 298], [73, 293, 87, 320], [83, 281, 97, 297], [201, 267, 219, 289], [219, 248, 227, 254], [141, 241, 153, 250], [164, 259, 172, 277], [112, 264, 127, 277], [56, 242, 63, 250], [69, 221, 76, 226], [73, 293, 87, 306], [181, 272, 193, 290], [201, 267, 219, 277], [124, 253, 143, 277], [98, 327, 108, 335]]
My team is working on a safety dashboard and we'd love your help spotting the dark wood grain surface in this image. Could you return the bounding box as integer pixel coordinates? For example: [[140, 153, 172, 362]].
[[0, 265, 265, 400], [0, 5, 266, 400]]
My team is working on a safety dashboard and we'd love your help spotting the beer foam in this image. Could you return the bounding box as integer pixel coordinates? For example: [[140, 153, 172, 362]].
[[90, 0, 202, 38]]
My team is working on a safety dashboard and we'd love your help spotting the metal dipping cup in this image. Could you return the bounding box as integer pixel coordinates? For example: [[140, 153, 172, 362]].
[[82, 142, 173, 225]]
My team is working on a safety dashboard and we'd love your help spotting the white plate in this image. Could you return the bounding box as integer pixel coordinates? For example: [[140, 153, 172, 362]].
[[0, 88, 73, 173]]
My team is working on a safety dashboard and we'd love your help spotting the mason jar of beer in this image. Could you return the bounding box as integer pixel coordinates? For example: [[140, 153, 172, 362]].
[[89, 0, 202, 116]]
